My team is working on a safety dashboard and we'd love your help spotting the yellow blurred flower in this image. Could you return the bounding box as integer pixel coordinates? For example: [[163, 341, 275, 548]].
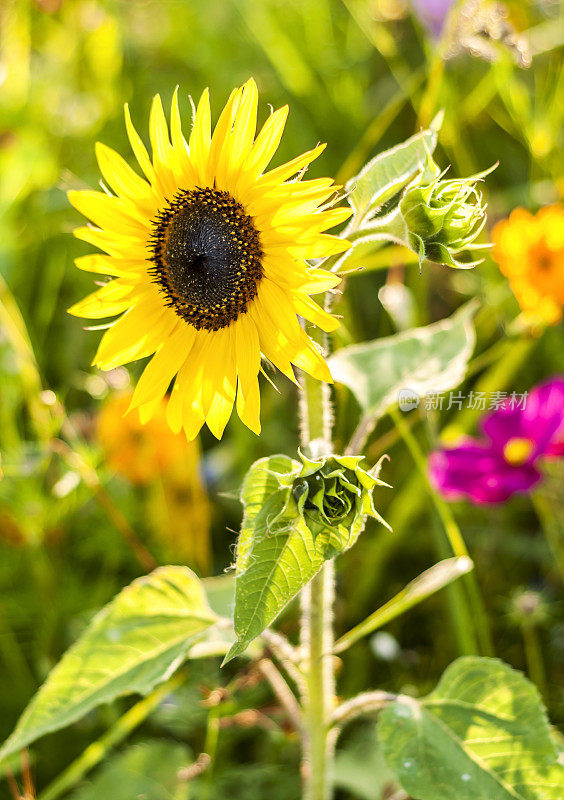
[[97, 392, 211, 571], [492, 205, 564, 326], [97, 392, 188, 484], [146, 448, 212, 572]]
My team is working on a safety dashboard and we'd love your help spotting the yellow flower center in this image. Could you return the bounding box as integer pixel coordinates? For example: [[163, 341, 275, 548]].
[[503, 437, 534, 466]]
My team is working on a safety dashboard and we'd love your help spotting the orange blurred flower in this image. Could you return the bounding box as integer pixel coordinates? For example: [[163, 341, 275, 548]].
[[97, 393, 191, 485], [492, 205, 564, 327], [97, 392, 211, 570]]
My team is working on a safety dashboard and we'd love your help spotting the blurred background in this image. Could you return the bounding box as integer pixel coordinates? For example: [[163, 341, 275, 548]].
[[1, 0, 563, 797]]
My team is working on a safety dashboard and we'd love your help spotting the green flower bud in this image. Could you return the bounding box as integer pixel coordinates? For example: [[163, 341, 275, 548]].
[[399, 154, 495, 269], [263, 451, 390, 559]]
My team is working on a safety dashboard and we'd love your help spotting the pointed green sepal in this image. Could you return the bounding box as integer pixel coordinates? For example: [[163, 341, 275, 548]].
[[399, 152, 496, 269]]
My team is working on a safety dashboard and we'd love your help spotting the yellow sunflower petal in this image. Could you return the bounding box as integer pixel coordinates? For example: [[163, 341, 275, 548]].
[[205, 327, 237, 439], [259, 286, 334, 380], [149, 94, 177, 197], [73, 226, 147, 259], [173, 337, 215, 436], [170, 87, 197, 186], [288, 233, 350, 259], [299, 267, 341, 293], [242, 105, 288, 180], [258, 278, 303, 340], [149, 94, 172, 167], [74, 254, 145, 278], [225, 78, 258, 173], [291, 328, 333, 383], [235, 313, 261, 435], [283, 206, 352, 232], [189, 88, 212, 186], [129, 323, 197, 411], [200, 328, 231, 417], [94, 142, 153, 203], [252, 184, 337, 223], [124, 103, 159, 186], [165, 368, 189, 434], [260, 143, 326, 185], [68, 191, 148, 237], [182, 410, 206, 442], [94, 294, 175, 369], [68, 279, 138, 318], [263, 258, 339, 294], [138, 396, 165, 425], [249, 300, 297, 384], [208, 87, 241, 185], [292, 292, 340, 332]]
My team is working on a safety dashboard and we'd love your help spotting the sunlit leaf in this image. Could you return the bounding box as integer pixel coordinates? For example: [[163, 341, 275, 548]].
[[328, 304, 476, 421], [379, 656, 564, 800], [334, 556, 473, 653], [0, 567, 217, 760], [345, 114, 442, 220], [223, 455, 321, 664], [203, 573, 235, 619]]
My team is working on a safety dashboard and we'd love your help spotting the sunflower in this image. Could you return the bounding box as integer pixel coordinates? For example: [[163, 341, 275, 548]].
[[492, 205, 564, 327], [69, 79, 350, 439]]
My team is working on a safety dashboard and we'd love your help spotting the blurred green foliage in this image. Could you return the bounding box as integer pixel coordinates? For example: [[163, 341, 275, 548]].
[[1, 0, 563, 797]]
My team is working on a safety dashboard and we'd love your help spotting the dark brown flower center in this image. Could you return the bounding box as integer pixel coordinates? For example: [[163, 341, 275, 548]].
[[149, 187, 263, 331]]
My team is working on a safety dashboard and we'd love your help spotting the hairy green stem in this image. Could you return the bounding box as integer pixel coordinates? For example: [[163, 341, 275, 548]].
[[300, 563, 335, 800], [521, 623, 548, 701], [299, 324, 335, 800], [331, 690, 395, 728]]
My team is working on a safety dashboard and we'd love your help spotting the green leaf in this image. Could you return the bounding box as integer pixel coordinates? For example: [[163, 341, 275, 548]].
[[333, 556, 473, 654], [72, 740, 191, 800], [334, 722, 393, 800], [346, 115, 442, 220], [332, 239, 419, 277], [328, 304, 476, 421], [379, 656, 564, 800], [224, 455, 317, 664], [0, 567, 217, 761], [202, 574, 235, 619]]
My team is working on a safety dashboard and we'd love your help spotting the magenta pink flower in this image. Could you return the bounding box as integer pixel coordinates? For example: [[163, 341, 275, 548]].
[[429, 377, 564, 504], [411, 0, 454, 36]]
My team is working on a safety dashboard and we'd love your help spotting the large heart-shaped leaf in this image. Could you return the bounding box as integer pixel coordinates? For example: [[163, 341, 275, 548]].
[[379, 656, 564, 800], [0, 567, 217, 760], [346, 116, 441, 220], [328, 304, 475, 421]]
